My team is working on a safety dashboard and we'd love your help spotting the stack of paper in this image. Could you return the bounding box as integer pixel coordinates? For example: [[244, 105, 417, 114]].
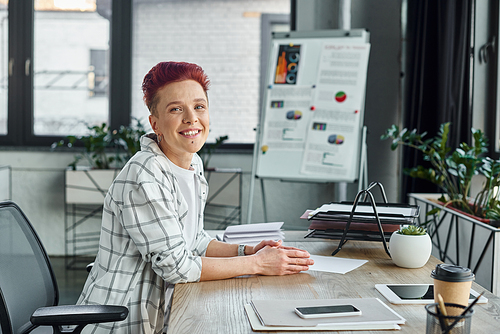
[[302, 202, 420, 243], [309, 202, 420, 224], [246, 298, 405, 331], [218, 222, 284, 246]]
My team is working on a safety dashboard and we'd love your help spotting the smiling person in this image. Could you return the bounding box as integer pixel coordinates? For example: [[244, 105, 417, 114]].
[[76, 61, 314, 334]]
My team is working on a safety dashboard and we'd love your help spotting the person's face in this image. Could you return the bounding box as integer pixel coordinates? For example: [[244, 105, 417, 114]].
[[149, 80, 209, 168]]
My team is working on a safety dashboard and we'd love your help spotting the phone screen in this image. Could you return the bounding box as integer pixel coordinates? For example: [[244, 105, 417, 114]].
[[387, 285, 474, 300], [296, 305, 359, 315]]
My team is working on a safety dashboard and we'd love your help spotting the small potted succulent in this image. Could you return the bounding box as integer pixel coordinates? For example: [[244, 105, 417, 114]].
[[389, 225, 432, 268]]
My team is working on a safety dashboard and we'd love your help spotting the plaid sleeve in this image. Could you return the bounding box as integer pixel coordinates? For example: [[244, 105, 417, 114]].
[[114, 157, 203, 284], [192, 229, 213, 256]]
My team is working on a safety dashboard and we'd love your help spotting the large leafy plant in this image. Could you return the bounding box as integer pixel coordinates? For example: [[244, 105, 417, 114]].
[[381, 122, 500, 220], [52, 118, 147, 170]]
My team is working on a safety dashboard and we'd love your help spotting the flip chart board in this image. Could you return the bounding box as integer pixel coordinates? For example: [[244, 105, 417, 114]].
[[253, 29, 370, 183]]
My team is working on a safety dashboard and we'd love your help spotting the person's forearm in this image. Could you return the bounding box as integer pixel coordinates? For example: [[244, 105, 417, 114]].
[[200, 244, 313, 281], [200, 256, 257, 281], [204, 239, 250, 257]]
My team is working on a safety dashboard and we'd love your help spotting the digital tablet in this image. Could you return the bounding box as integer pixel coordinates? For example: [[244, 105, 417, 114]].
[[375, 284, 488, 304]]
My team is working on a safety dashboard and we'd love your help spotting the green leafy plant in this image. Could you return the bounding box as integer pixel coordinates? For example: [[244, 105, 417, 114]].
[[52, 118, 147, 170], [397, 225, 427, 235], [381, 122, 500, 220]]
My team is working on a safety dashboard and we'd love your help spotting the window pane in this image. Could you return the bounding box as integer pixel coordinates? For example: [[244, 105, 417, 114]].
[[0, 2, 7, 135], [131, 0, 290, 144], [33, 0, 109, 136]]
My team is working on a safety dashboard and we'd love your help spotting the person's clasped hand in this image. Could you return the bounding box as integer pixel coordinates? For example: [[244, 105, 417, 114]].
[[249, 239, 314, 276]]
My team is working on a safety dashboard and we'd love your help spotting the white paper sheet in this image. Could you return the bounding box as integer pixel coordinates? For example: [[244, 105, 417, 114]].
[[299, 43, 370, 177], [306, 255, 368, 274]]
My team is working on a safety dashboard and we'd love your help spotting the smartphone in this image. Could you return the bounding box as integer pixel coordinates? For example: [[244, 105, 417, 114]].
[[294, 304, 362, 319]]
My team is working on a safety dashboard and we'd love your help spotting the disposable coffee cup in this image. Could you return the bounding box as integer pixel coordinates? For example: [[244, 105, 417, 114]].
[[431, 264, 474, 316]]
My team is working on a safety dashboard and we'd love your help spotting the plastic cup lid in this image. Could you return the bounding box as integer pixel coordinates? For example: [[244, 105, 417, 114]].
[[431, 263, 475, 282]]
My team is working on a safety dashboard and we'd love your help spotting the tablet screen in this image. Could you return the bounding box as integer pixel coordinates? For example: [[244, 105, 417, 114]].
[[376, 284, 487, 304], [386, 284, 474, 300]]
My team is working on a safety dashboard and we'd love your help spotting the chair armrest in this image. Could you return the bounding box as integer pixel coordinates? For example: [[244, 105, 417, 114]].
[[31, 305, 128, 326]]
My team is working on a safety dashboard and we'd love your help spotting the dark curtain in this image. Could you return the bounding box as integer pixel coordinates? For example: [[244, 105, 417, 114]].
[[403, 0, 474, 200]]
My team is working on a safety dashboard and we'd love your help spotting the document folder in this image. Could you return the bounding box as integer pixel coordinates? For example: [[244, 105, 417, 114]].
[[246, 298, 405, 331], [304, 182, 420, 257]]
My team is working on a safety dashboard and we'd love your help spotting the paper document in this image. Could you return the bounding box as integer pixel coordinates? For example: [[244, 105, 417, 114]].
[[307, 255, 367, 274]]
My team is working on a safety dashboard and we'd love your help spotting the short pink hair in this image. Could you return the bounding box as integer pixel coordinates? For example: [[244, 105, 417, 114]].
[[142, 61, 210, 115]]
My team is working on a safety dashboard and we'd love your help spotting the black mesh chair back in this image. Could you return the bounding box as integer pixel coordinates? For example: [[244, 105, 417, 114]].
[[0, 201, 58, 334]]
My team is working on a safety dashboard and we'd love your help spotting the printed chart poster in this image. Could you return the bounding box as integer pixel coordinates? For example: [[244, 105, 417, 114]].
[[300, 43, 370, 178], [260, 85, 313, 153], [274, 44, 301, 85], [300, 110, 360, 177], [314, 43, 371, 111]]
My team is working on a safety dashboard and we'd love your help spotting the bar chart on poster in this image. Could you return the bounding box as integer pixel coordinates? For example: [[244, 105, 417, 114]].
[[252, 29, 371, 183]]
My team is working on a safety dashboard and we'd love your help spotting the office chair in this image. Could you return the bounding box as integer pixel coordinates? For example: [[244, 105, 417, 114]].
[[0, 201, 128, 334]]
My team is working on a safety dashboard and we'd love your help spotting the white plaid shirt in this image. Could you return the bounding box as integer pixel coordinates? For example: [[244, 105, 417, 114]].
[[77, 134, 213, 334]]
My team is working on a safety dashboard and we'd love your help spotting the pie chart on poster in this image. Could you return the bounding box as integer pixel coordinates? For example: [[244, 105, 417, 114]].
[[328, 134, 345, 145], [286, 110, 302, 120], [335, 91, 347, 103]]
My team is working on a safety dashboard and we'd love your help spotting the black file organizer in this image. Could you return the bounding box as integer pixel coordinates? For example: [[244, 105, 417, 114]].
[[304, 182, 420, 257]]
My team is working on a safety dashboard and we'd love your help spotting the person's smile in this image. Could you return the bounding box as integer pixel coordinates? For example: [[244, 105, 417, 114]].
[[179, 128, 202, 138]]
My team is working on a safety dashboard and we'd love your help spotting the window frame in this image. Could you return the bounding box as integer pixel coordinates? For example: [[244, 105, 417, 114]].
[[0, 0, 132, 147], [1, 1, 292, 151]]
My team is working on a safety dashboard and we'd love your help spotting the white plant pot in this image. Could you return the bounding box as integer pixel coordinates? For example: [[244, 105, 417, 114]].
[[66, 169, 119, 204], [389, 232, 432, 268]]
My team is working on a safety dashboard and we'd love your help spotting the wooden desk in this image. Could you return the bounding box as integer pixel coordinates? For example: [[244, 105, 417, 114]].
[[168, 232, 500, 333]]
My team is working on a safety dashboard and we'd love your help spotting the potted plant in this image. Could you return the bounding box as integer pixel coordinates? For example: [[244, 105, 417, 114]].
[[382, 122, 500, 293], [389, 225, 432, 268], [52, 117, 147, 170], [381, 122, 500, 222], [52, 118, 147, 204]]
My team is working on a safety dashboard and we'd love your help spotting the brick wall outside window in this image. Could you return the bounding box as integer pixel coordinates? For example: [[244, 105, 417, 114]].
[[132, 0, 290, 144]]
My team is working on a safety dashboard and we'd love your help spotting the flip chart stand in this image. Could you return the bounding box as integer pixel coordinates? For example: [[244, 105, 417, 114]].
[[247, 29, 370, 224], [305, 182, 420, 257]]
